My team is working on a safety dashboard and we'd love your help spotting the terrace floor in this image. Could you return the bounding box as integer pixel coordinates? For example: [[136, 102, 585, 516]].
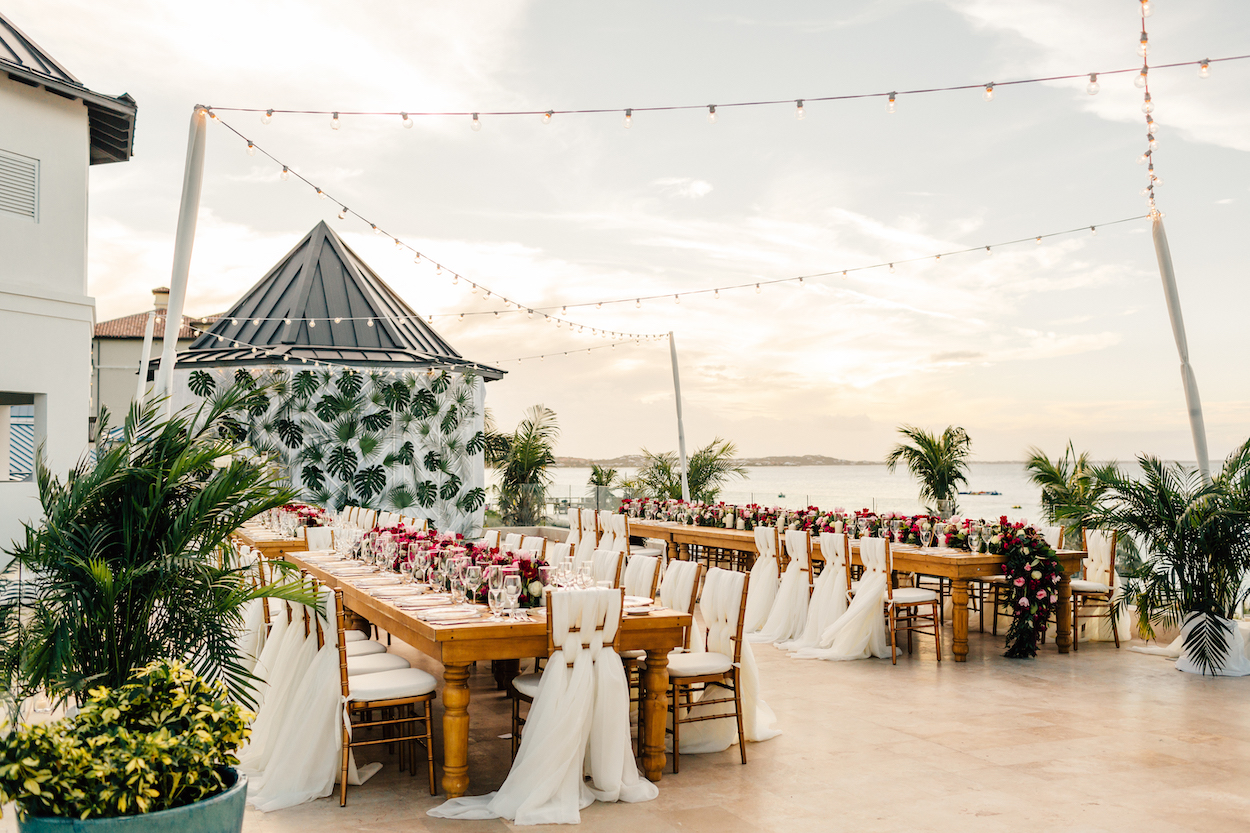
[[7, 626, 1250, 832]]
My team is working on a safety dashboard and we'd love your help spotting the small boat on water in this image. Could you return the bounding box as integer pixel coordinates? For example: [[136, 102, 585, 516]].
[[957, 490, 1001, 496], [778, 492, 786, 498]]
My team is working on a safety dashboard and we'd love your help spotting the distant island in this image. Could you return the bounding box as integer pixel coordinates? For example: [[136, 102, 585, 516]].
[[553, 454, 881, 467]]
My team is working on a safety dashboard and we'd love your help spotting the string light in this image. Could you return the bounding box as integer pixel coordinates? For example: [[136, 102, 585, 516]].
[[1199, 59, 1211, 78], [1141, 0, 1152, 17], [1035, 236, 1042, 245], [261, 108, 273, 125], [982, 83, 995, 102], [371, 224, 380, 234], [334, 317, 342, 323], [401, 112, 413, 128], [280, 166, 289, 181], [1087, 73, 1100, 95], [252, 318, 261, 325], [674, 294, 680, 304], [1135, 66, 1149, 89], [471, 113, 481, 131], [337, 206, 347, 219], [246, 141, 256, 156], [367, 319, 374, 327], [888, 263, 895, 273], [1142, 93, 1153, 114], [755, 283, 761, 293], [331, 112, 340, 130], [624, 108, 632, 128], [308, 319, 316, 328], [795, 100, 805, 119], [886, 92, 896, 113], [1090, 226, 1097, 236], [543, 110, 553, 124], [707, 105, 717, 123], [316, 188, 326, 199], [1138, 30, 1149, 58]]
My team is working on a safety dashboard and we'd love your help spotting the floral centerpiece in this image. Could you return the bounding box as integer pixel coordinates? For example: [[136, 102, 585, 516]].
[[984, 517, 1063, 659], [283, 502, 329, 526]]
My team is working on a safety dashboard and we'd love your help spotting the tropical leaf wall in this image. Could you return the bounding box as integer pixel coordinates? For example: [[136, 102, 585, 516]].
[[174, 366, 487, 535]]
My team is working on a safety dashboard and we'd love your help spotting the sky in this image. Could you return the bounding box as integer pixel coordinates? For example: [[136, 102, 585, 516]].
[[13, 0, 1250, 463]]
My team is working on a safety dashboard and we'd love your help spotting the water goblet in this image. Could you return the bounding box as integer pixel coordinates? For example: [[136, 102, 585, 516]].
[[920, 526, 934, 549], [463, 565, 483, 607], [488, 587, 504, 620], [503, 574, 522, 620], [967, 529, 981, 554]]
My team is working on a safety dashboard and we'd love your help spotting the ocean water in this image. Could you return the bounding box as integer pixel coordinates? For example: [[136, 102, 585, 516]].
[[527, 462, 1044, 525]]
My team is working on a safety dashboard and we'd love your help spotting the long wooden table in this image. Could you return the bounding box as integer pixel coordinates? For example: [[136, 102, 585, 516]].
[[631, 519, 1084, 661], [234, 524, 308, 560], [285, 552, 691, 798]]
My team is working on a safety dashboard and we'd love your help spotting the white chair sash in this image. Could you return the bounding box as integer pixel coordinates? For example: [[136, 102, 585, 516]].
[[520, 536, 547, 559], [780, 532, 849, 651], [1080, 529, 1131, 643], [481, 529, 500, 549], [795, 537, 891, 662], [622, 554, 659, 599], [566, 508, 581, 546], [305, 526, 334, 551], [503, 533, 523, 552], [749, 529, 810, 644], [658, 559, 704, 652], [429, 588, 657, 824], [742, 526, 780, 636], [591, 550, 622, 587]]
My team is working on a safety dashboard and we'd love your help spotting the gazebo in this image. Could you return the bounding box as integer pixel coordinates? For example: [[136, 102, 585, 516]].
[[171, 221, 504, 534]]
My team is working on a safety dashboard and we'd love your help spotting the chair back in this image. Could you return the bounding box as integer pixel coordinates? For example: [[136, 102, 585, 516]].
[[547, 542, 573, 565], [545, 587, 624, 664], [622, 554, 660, 599], [306, 525, 334, 551], [1038, 525, 1064, 551], [699, 567, 751, 665], [818, 531, 852, 594], [502, 533, 523, 552], [359, 508, 378, 531], [566, 508, 581, 546], [520, 536, 548, 559], [753, 525, 779, 566], [591, 549, 623, 588], [482, 529, 500, 549], [784, 529, 814, 596], [658, 560, 704, 649], [861, 537, 892, 602], [1081, 529, 1118, 588]]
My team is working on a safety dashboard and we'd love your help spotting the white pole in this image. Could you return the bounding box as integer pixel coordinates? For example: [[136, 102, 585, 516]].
[[1151, 214, 1211, 482], [668, 331, 691, 502], [134, 310, 157, 408], [153, 106, 209, 417]]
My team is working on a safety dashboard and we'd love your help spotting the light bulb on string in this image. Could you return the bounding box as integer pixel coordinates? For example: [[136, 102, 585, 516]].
[[331, 112, 340, 130], [595, 302, 602, 309], [799, 277, 805, 287], [252, 318, 261, 326], [983, 83, 995, 102], [458, 313, 464, 321], [334, 317, 342, 324], [309, 319, 316, 328], [1199, 59, 1211, 78], [707, 105, 717, 123], [886, 92, 896, 113], [1142, 94, 1154, 114], [542, 110, 553, 124], [1137, 31, 1149, 58], [231, 319, 239, 326], [471, 113, 481, 131], [451, 274, 457, 284], [1135, 67, 1148, 89], [316, 188, 326, 199], [371, 224, 380, 234], [284, 318, 291, 325], [755, 283, 761, 293], [561, 306, 567, 315], [635, 299, 641, 308], [246, 141, 256, 156], [1138, 150, 1151, 164], [985, 246, 992, 255], [337, 206, 347, 219], [280, 166, 290, 181], [1141, 0, 1152, 16], [714, 288, 720, 299], [795, 100, 805, 119], [401, 112, 413, 128], [1148, 134, 1158, 150], [261, 108, 273, 125], [1090, 226, 1097, 236], [1087, 73, 1100, 95], [624, 108, 632, 128], [394, 238, 402, 249], [674, 295, 680, 305], [888, 264, 895, 273], [1035, 237, 1042, 245], [527, 309, 533, 318]]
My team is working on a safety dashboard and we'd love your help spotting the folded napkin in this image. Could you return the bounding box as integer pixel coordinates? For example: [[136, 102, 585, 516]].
[[327, 567, 377, 577], [371, 586, 424, 597], [415, 606, 482, 622], [353, 576, 402, 587], [624, 596, 654, 607]]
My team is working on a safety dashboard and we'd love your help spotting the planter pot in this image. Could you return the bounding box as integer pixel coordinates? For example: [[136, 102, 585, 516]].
[[1176, 613, 1250, 677], [19, 769, 246, 833]]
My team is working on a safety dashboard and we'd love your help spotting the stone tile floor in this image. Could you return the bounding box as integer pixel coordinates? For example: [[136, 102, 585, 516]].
[[7, 626, 1249, 832]]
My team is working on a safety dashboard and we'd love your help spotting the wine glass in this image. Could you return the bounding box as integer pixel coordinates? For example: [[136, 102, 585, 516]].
[[487, 566, 505, 618], [857, 516, 869, 538], [503, 574, 522, 620], [920, 526, 934, 549], [578, 563, 594, 588], [463, 565, 483, 607], [967, 529, 981, 555]]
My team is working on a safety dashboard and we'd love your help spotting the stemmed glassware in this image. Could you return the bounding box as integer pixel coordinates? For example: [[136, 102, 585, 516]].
[[463, 565, 483, 607], [487, 565, 505, 619], [857, 516, 870, 539], [503, 574, 522, 620], [966, 528, 981, 555], [920, 524, 934, 550]]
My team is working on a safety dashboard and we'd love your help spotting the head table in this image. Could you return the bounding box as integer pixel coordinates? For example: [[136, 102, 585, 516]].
[[280, 549, 691, 799], [629, 519, 1086, 662]]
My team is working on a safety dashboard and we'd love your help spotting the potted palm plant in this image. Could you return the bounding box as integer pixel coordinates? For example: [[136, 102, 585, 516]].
[[884, 425, 972, 518], [1056, 440, 1250, 676], [0, 660, 249, 830], [0, 384, 311, 710], [485, 405, 560, 526]]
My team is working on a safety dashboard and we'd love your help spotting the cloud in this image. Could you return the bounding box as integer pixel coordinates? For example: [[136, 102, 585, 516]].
[[651, 178, 714, 199]]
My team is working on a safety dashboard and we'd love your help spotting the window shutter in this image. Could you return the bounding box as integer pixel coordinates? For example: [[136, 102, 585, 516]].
[[0, 150, 39, 220]]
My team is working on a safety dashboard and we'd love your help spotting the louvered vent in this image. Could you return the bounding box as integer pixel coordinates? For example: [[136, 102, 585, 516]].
[[0, 150, 39, 220]]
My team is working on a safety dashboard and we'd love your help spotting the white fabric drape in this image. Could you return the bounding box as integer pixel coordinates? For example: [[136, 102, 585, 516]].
[[749, 530, 810, 644], [429, 588, 658, 825], [670, 569, 780, 753], [245, 588, 380, 812], [742, 527, 780, 636], [658, 560, 703, 652], [795, 537, 891, 662], [238, 603, 319, 773], [591, 550, 622, 586], [778, 533, 849, 652], [622, 554, 659, 599], [566, 509, 580, 546], [503, 533, 523, 552], [1080, 530, 1132, 643], [1131, 617, 1250, 676]]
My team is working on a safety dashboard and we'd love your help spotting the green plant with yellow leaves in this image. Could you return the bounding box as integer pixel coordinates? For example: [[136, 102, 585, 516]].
[[0, 660, 248, 821]]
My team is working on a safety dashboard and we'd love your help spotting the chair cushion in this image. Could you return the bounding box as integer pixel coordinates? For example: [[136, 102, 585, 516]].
[[892, 587, 939, 605], [343, 629, 370, 643], [347, 652, 411, 677], [345, 639, 387, 656], [619, 649, 645, 659], [630, 546, 665, 558], [511, 672, 542, 699], [980, 575, 1008, 583], [667, 651, 733, 677], [1070, 579, 1110, 594], [349, 667, 437, 701]]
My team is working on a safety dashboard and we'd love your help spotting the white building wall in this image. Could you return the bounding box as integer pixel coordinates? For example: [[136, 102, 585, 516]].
[[0, 77, 95, 562]]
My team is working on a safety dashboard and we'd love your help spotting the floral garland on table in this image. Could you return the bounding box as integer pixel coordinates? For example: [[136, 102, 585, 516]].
[[283, 502, 329, 526], [983, 518, 1063, 659]]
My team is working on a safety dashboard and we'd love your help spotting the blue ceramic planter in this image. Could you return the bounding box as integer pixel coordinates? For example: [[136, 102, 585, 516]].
[[17, 768, 246, 833]]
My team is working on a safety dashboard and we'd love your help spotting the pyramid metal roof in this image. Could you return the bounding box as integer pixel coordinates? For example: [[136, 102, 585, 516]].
[[0, 12, 137, 164], [176, 221, 504, 379]]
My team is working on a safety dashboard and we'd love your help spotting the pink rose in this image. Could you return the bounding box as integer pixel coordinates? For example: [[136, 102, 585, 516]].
[[1013, 577, 1026, 587], [1018, 597, 1030, 607], [1036, 590, 1047, 599], [1050, 594, 1058, 603]]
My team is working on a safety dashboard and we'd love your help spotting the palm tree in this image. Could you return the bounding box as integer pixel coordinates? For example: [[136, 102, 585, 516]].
[[637, 438, 747, 503], [489, 405, 559, 525], [588, 464, 618, 489], [884, 425, 972, 516], [0, 386, 312, 710], [1053, 441, 1250, 675]]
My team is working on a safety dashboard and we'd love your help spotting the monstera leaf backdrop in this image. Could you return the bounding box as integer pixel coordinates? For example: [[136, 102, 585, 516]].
[[174, 365, 487, 534]]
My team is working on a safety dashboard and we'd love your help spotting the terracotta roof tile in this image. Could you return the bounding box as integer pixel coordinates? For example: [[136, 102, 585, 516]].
[[94, 312, 219, 340]]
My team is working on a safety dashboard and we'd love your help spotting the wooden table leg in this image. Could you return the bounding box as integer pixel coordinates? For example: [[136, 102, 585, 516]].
[[678, 541, 690, 562], [1056, 574, 1073, 654], [666, 537, 678, 563], [641, 649, 669, 782], [441, 663, 471, 798], [951, 579, 970, 662], [491, 658, 520, 691]]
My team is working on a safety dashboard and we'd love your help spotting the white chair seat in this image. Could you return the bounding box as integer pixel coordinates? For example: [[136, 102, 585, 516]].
[[980, 575, 1008, 584], [347, 652, 411, 677], [343, 629, 370, 643], [349, 667, 437, 701], [1070, 579, 1110, 594], [667, 651, 733, 677], [631, 546, 664, 558], [511, 672, 542, 699], [620, 649, 645, 660], [892, 587, 940, 605], [345, 639, 387, 657]]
